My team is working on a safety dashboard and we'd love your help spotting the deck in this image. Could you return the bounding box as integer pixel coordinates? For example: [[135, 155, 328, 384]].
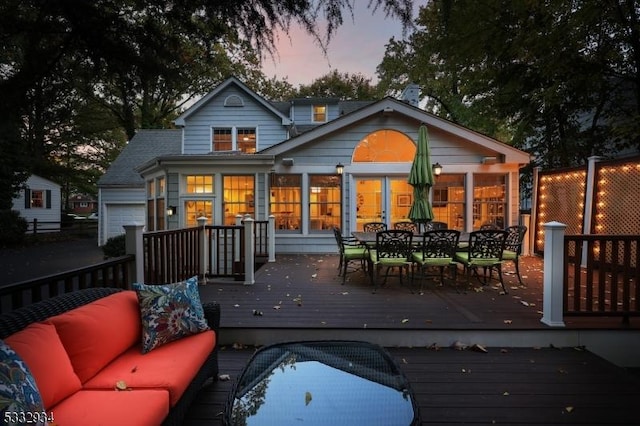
[[182, 254, 640, 425]]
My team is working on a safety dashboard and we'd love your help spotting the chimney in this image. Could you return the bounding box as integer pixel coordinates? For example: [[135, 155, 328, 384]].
[[400, 83, 420, 107]]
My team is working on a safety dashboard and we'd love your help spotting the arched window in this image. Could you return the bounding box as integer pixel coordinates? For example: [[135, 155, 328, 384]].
[[224, 95, 244, 107], [352, 130, 416, 162]]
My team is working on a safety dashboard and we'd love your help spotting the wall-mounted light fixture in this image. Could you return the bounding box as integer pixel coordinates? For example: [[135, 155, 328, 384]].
[[167, 206, 177, 216], [482, 156, 498, 165], [432, 162, 443, 176], [335, 163, 344, 175], [282, 158, 294, 166]]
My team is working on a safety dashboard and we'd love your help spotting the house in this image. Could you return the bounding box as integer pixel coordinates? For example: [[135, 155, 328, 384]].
[[12, 175, 61, 231], [98, 77, 531, 250], [69, 194, 98, 215]]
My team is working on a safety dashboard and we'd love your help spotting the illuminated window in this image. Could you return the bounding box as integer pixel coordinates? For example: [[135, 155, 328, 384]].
[[223, 175, 255, 225], [473, 174, 506, 230], [312, 105, 327, 122], [353, 130, 416, 162], [309, 175, 341, 232], [184, 200, 212, 227], [432, 174, 466, 230], [212, 127, 256, 153], [270, 174, 301, 232], [146, 177, 166, 231], [186, 175, 213, 194], [30, 190, 44, 208]]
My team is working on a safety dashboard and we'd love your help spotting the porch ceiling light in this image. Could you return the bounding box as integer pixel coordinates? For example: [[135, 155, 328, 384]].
[[335, 163, 344, 175], [432, 162, 442, 176]]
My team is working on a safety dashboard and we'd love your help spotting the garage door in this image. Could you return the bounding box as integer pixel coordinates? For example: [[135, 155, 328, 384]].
[[105, 204, 146, 243]]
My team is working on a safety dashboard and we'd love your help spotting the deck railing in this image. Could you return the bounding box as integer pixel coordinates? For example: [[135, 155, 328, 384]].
[[0, 255, 134, 312], [143, 227, 201, 284], [564, 234, 639, 323]]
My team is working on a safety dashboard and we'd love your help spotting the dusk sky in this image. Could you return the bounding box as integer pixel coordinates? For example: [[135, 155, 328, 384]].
[[261, 2, 418, 87]]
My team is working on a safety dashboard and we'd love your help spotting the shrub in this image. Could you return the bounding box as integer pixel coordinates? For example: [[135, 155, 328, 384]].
[[101, 234, 126, 258], [0, 210, 28, 247]]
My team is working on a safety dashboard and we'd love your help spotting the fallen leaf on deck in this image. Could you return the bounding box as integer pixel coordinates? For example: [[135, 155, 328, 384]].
[[234, 304, 240, 308], [520, 301, 530, 306], [311, 273, 317, 278], [273, 305, 281, 310], [341, 292, 349, 295], [558, 368, 567, 374], [401, 318, 409, 324], [252, 309, 263, 316], [218, 374, 231, 381], [565, 406, 574, 413], [425, 319, 432, 324], [427, 343, 440, 351], [402, 358, 408, 364], [305, 391, 313, 406], [500, 348, 509, 353], [470, 344, 488, 353], [451, 341, 467, 350], [503, 319, 513, 324], [503, 391, 510, 396]]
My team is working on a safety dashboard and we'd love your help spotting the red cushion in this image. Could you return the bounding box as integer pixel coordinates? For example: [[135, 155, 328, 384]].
[[48, 291, 141, 383], [5, 322, 82, 410], [83, 330, 215, 406], [52, 389, 169, 425]]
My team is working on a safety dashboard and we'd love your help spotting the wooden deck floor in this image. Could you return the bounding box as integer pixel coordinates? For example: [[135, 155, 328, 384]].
[[198, 254, 638, 332], [184, 345, 640, 425], [184, 254, 639, 425]]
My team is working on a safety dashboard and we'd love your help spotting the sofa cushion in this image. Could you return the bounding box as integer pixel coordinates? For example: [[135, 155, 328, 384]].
[[48, 291, 141, 383], [52, 388, 170, 425], [133, 277, 209, 353], [5, 322, 82, 410], [0, 340, 45, 422], [84, 329, 215, 406]]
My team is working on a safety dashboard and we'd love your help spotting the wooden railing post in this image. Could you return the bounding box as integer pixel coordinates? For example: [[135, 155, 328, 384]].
[[541, 221, 566, 327], [243, 217, 255, 285], [521, 213, 531, 256], [268, 214, 276, 262], [197, 216, 208, 281], [124, 224, 145, 285]]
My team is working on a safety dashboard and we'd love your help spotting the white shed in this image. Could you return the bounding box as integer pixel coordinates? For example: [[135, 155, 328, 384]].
[[12, 175, 61, 232]]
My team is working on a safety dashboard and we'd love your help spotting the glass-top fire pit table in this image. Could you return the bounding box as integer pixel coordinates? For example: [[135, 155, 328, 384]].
[[224, 340, 419, 425]]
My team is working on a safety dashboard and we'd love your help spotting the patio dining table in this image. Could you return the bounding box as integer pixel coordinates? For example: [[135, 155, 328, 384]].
[[352, 231, 470, 246]]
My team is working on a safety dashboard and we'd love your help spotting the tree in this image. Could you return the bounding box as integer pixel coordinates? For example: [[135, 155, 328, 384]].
[[295, 70, 383, 99], [377, 0, 640, 171], [0, 0, 414, 208]]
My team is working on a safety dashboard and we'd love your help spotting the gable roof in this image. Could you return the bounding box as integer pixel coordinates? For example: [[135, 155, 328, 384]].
[[97, 129, 181, 187], [174, 76, 291, 126], [260, 97, 531, 164]]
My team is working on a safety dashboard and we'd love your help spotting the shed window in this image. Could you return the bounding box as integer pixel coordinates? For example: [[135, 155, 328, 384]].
[[31, 190, 44, 208]]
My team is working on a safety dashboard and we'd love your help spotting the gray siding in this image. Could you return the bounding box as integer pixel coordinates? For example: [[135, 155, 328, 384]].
[[182, 86, 288, 154]]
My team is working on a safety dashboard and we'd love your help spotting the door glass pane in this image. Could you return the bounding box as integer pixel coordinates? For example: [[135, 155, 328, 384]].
[[433, 174, 466, 230], [355, 179, 382, 231], [473, 174, 506, 229], [389, 179, 413, 227]]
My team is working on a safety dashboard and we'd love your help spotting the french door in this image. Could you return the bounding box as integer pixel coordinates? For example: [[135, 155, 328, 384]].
[[354, 177, 413, 231]]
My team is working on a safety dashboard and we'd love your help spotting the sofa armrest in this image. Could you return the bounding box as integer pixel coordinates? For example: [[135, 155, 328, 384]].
[[203, 302, 220, 332]]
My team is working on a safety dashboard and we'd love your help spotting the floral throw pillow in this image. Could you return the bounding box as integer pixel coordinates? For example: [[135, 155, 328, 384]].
[[0, 340, 46, 425], [133, 276, 210, 354]]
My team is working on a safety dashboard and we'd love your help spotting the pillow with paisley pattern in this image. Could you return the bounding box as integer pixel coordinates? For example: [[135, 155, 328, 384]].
[[0, 340, 45, 425], [133, 276, 209, 354]]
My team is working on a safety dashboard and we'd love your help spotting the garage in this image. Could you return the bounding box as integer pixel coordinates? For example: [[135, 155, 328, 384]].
[[103, 204, 146, 244]]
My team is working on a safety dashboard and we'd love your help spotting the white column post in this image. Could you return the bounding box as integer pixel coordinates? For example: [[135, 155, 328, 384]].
[[124, 224, 145, 285], [197, 216, 208, 280], [243, 217, 255, 285], [541, 221, 567, 327], [268, 214, 276, 262]]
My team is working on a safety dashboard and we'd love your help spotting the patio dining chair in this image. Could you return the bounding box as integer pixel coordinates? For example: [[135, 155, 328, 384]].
[[411, 229, 460, 293], [479, 222, 500, 230], [425, 221, 447, 231], [394, 221, 418, 233], [366, 230, 413, 293], [333, 227, 368, 285], [363, 222, 387, 233], [454, 229, 508, 294], [502, 225, 527, 285]]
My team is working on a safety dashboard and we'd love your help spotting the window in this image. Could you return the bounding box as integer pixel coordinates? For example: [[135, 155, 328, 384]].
[[186, 175, 213, 194], [312, 105, 327, 122], [30, 190, 44, 208], [432, 174, 466, 230], [270, 174, 301, 231], [185, 200, 212, 227], [353, 130, 416, 162], [146, 177, 167, 231], [473, 174, 506, 229], [309, 175, 341, 232], [223, 175, 255, 225], [212, 127, 256, 153]]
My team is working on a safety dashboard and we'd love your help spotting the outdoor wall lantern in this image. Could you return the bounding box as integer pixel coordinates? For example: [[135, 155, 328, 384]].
[[167, 206, 177, 216], [432, 162, 443, 176], [335, 163, 344, 175]]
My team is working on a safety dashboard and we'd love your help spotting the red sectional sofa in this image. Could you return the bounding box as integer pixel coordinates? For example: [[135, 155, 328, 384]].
[[0, 287, 220, 426]]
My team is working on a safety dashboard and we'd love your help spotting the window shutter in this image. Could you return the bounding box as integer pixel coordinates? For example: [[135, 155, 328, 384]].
[[46, 190, 52, 209], [24, 189, 31, 209]]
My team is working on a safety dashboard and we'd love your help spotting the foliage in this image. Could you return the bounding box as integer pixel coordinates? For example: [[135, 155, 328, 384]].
[[0, 210, 28, 248], [295, 70, 383, 99], [0, 0, 414, 209], [377, 0, 640, 170], [101, 234, 127, 259]]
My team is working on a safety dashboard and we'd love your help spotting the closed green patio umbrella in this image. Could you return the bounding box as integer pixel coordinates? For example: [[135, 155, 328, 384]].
[[408, 124, 434, 230]]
